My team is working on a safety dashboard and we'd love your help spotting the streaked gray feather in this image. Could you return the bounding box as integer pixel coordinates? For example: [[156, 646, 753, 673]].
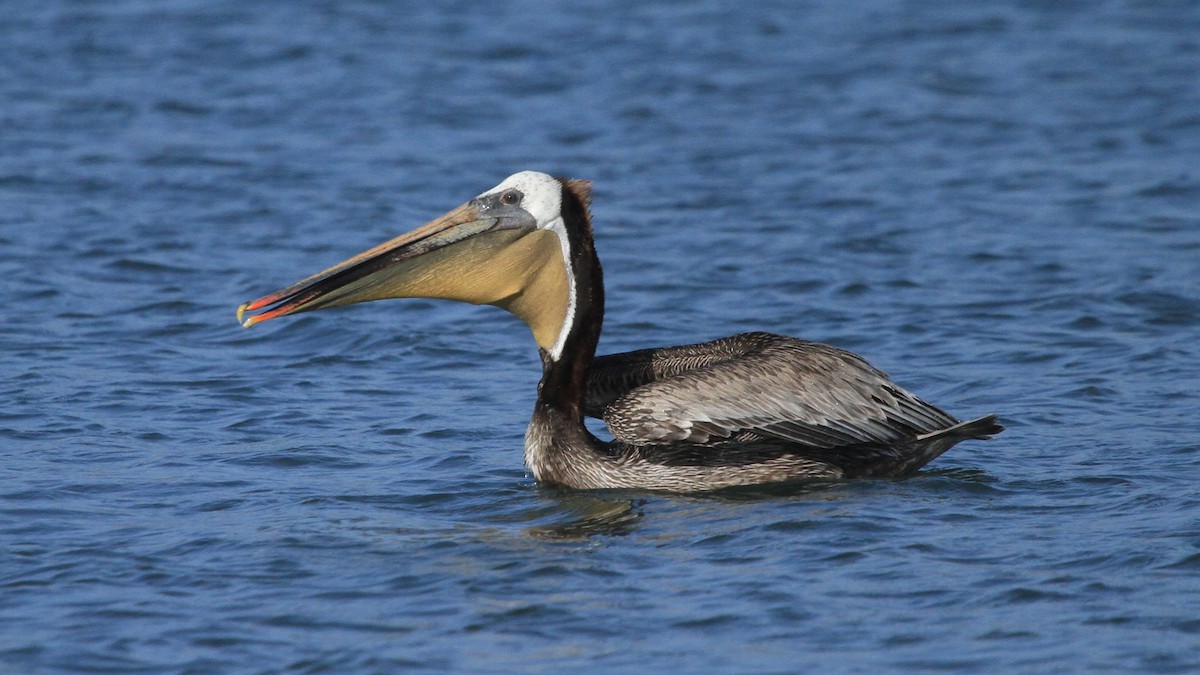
[[586, 332, 960, 449]]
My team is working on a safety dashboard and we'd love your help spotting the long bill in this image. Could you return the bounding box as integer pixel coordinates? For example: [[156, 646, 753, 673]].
[[237, 201, 571, 353]]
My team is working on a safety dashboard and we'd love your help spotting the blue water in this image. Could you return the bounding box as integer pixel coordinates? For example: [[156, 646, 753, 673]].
[[3, 0, 1199, 671]]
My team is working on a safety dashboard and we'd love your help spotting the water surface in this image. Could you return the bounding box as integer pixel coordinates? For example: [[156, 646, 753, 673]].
[[3, 1, 1199, 672]]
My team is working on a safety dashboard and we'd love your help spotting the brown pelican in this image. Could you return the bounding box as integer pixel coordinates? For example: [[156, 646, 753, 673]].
[[238, 171, 1002, 491]]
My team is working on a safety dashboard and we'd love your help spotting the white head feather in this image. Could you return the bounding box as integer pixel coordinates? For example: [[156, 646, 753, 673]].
[[478, 171, 564, 229]]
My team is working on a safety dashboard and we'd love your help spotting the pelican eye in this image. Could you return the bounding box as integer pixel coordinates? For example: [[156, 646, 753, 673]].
[[500, 189, 522, 206]]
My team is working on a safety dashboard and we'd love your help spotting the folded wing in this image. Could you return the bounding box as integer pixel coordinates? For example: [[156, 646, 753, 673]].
[[586, 332, 960, 449]]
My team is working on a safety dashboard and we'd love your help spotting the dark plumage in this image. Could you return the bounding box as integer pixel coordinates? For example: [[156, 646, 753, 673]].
[[585, 331, 999, 475], [523, 332, 1001, 491]]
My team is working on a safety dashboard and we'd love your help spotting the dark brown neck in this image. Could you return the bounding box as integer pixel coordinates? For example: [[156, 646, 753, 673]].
[[536, 180, 603, 419]]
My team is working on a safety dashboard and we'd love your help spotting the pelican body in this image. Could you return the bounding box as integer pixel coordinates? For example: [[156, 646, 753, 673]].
[[239, 172, 1001, 492]]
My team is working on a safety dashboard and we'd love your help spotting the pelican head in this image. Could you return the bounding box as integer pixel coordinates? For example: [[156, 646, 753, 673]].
[[238, 172, 591, 357]]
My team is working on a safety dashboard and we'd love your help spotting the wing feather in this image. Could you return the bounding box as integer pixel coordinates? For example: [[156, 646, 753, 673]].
[[594, 332, 959, 449]]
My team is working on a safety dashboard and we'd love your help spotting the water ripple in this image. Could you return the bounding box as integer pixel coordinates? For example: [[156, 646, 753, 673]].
[[2, 0, 1200, 672]]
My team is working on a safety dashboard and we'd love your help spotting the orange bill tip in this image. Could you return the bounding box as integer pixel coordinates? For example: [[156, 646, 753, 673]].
[[237, 290, 297, 328], [238, 301, 299, 328]]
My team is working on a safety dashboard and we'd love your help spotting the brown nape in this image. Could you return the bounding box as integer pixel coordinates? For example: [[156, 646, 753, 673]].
[[561, 178, 593, 211], [532, 178, 605, 416]]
